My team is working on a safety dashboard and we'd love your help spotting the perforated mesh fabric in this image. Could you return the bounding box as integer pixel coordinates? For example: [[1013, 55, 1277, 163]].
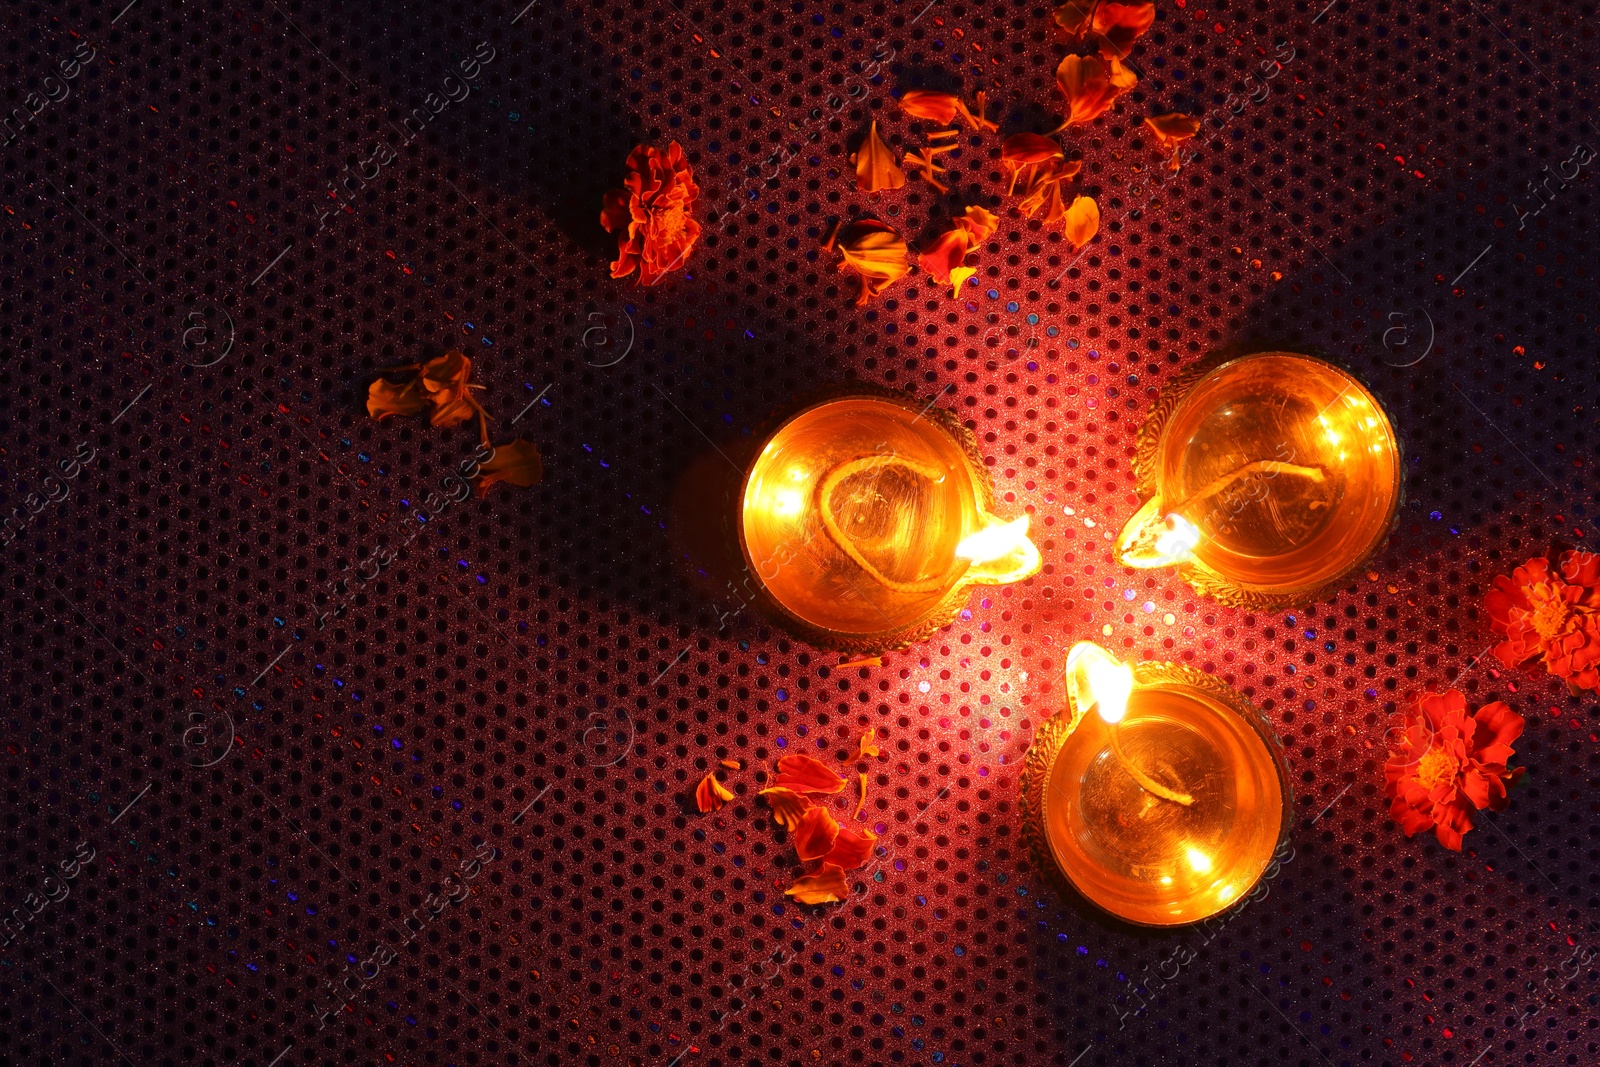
[[2, 0, 1598, 1065]]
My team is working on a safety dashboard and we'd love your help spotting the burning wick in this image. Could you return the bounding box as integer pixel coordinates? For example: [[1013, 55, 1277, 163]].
[[1066, 643, 1195, 806]]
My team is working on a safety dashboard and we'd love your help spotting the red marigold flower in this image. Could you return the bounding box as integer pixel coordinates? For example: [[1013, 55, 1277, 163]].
[[600, 141, 701, 286], [1383, 690, 1525, 851], [1486, 550, 1600, 690]]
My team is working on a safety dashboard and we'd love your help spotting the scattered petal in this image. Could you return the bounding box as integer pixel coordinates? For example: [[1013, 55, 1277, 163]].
[[695, 772, 733, 813], [785, 863, 850, 905], [420, 350, 483, 430], [473, 439, 544, 495], [855, 772, 868, 819], [838, 655, 883, 668], [830, 219, 911, 305], [1145, 112, 1201, 171], [854, 121, 906, 194], [953, 204, 1000, 244], [793, 805, 842, 861], [1092, 0, 1157, 58], [824, 826, 877, 869], [899, 89, 962, 124], [857, 732, 881, 760], [366, 373, 427, 419], [1063, 194, 1101, 249], [720, 758, 743, 770], [918, 228, 978, 299], [760, 787, 811, 831], [903, 147, 950, 193], [774, 754, 848, 794], [1052, 0, 1097, 37], [601, 141, 701, 285], [1055, 54, 1136, 129], [1001, 133, 1065, 194]]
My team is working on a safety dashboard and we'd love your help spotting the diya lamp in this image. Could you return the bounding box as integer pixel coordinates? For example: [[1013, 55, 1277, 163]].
[[1115, 352, 1401, 608], [1022, 642, 1292, 925], [738, 388, 1041, 652]]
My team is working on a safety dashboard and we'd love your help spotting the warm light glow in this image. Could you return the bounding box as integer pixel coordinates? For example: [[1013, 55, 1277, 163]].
[[1185, 846, 1213, 874], [771, 487, 805, 517], [1065, 641, 1134, 725], [1152, 513, 1201, 565], [955, 515, 1030, 564]]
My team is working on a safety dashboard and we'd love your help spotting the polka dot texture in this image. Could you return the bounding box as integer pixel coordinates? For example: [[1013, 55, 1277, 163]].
[[1, 0, 1597, 1065]]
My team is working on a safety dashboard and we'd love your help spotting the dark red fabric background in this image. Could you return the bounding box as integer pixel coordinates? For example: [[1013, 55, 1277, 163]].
[[2, 0, 1597, 1065]]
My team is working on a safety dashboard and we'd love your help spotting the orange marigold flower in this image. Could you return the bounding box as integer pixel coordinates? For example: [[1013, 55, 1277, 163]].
[[1001, 133, 1064, 195], [1145, 112, 1202, 171], [1486, 551, 1600, 690], [1062, 194, 1100, 249], [785, 862, 850, 905], [899, 89, 962, 124], [918, 228, 978, 300], [823, 826, 877, 870], [760, 787, 811, 831], [773, 753, 848, 794], [827, 219, 911, 305], [1384, 690, 1525, 850], [1055, 54, 1136, 130], [854, 121, 906, 194], [695, 772, 734, 813], [792, 805, 842, 861], [600, 141, 701, 286]]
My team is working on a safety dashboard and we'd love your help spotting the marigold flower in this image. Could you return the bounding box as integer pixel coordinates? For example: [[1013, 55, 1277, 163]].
[[599, 141, 701, 286], [854, 121, 905, 194], [823, 826, 877, 869], [899, 89, 962, 124], [695, 772, 734, 813], [793, 805, 842, 861], [760, 787, 811, 831], [1384, 690, 1525, 850], [1145, 112, 1202, 171], [1486, 551, 1600, 690], [826, 219, 911, 305], [1055, 54, 1136, 129], [785, 863, 850, 904], [773, 753, 848, 794]]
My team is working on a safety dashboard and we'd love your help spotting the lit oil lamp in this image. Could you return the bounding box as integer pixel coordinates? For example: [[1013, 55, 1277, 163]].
[[1115, 352, 1402, 608], [739, 388, 1041, 652], [1021, 642, 1291, 926]]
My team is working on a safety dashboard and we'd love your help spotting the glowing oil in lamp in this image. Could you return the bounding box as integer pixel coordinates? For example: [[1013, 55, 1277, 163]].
[[1022, 642, 1290, 926], [739, 390, 1040, 652], [1116, 352, 1401, 608]]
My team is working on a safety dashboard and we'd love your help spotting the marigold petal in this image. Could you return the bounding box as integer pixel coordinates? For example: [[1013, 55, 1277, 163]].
[[898, 89, 962, 124], [760, 787, 811, 831], [857, 732, 881, 760], [695, 772, 734, 813], [1062, 195, 1100, 249], [1092, 0, 1156, 58], [832, 220, 910, 305], [1469, 700, 1524, 756], [1056, 54, 1131, 127], [785, 863, 850, 905], [917, 229, 975, 290], [792, 805, 841, 862], [953, 205, 999, 244], [473, 439, 544, 495], [1145, 112, 1202, 146], [367, 375, 428, 419], [1002, 132, 1066, 167], [774, 754, 848, 794], [823, 826, 877, 870], [1052, 0, 1098, 37], [721, 758, 743, 771], [855, 772, 868, 819], [1432, 800, 1473, 850], [854, 121, 906, 194]]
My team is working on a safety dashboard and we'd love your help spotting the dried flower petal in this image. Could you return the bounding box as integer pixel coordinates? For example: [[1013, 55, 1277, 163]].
[[1063, 194, 1101, 249], [792, 805, 842, 861], [720, 759, 742, 770], [1001, 133, 1065, 194], [857, 732, 881, 760], [917, 228, 978, 300], [854, 121, 905, 194], [899, 89, 962, 124], [1052, 0, 1097, 37], [855, 773, 868, 819], [773, 753, 848, 794], [473, 439, 544, 496], [953, 205, 999, 244], [1145, 112, 1202, 171], [695, 772, 733, 813], [1092, 0, 1156, 58], [1055, 54, 1136, 129], [601, 141, 701, 285], [823, 826, 877, 870], [367, 374, 428, 419], [785, 863, 850, 905], [830, 219, 911, 305], [420, 350, 484, 430], [760, 787, 811, 831]]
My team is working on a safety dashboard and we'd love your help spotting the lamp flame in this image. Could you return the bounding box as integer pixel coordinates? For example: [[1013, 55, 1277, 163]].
[[1115, 498, 1203, 570], [955, 515, 1031, 564], [1152, 513, 1201, 565], [1065, 641, 1134, 725]]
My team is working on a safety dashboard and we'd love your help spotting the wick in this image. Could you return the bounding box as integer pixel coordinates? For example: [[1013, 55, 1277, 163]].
[[1107, 721, 1195, 806]]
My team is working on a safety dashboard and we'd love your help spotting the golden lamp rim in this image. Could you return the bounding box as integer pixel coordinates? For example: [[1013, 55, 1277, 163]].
[[735, 386, 1026, 653], [1131, 350, 1404, 609], [1021, 659, 1295, 928]]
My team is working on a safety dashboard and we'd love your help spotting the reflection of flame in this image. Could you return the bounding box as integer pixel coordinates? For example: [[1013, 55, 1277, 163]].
[[1152, 513, 1201, 565], [955, 515, 1031, 564], [1185, 846, 1213, 874], [1065, 642, 1134, 725]]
